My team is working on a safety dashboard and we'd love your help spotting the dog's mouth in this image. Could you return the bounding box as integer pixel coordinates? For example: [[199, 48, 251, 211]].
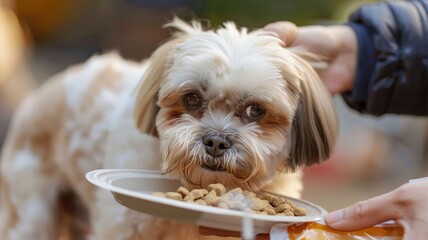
[[201, 163, 227, 172]]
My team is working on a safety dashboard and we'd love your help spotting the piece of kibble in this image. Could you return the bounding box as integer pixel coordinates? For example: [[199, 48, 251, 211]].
[[166, 192, 183, 200], [203, 190, 220, 206], [243, 190, 257, 199], [265, 208, 276, 215], [153, 192, 167, 198], [282, 209, 295, 216], [250, 198, 270, 211], [195, 199, 207, 206], [259, 193, 276, 203], [257, 211, 268, 215], [183, 195, 195, 202], [228, 201, 246, 210], [207, 196, 221, 206], [272, 198, 286, 207], [177, 186, 190, 197], [285, 199, 297, 209], [275, 203, 292, 213], [205, 189, 217, 197], [217, 202, 228, 209], [189, 189, 205, 200], [207, 183, 226, 196], [293, 207, 308, 216]]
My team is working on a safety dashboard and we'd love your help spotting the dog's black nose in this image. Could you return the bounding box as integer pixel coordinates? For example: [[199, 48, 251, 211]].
[[203, 133, 232, 157]]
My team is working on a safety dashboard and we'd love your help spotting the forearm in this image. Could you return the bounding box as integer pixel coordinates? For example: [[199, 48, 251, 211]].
[[343, 0, 428, 116]]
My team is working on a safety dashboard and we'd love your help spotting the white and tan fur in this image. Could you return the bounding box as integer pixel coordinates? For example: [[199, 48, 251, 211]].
[[0, 19, 338, 239]]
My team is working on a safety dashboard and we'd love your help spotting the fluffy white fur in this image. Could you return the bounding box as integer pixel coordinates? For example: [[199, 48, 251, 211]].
[[0, 19, 338, 239]]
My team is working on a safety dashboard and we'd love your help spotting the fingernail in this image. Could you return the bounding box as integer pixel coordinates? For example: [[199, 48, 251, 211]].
[[325, 209, 344, 224]]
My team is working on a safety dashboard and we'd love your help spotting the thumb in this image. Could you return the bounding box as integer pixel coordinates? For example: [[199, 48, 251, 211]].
[[324, 191, 399, 231], [263, 21, 298, 46]]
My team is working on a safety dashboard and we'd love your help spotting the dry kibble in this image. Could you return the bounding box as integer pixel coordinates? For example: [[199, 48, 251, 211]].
[[293, 207, 308, 216], [259, 193, 276, 203], [265, 208, 276, 215], [183, 195, 195, 202], [217, 202, 228, 209], [282, 209, 295, 216], [177, 186, 190, 197], [205, 189, 217, 198], [207, 183, 226, 196], [207, 196, 221, 206], [189, 189, 205, 200], [243, 190, 257, 199], [151, 184, 307, 217], [285, 199, 298, 209], [229, 201, 246, 210], [275, 203, 292, 213], [250, 198, 270, 211], [166, 192, 183, 200], [204, 190, 220, 206], [195, 199, 208, 206], [272, 198, 286, 207]]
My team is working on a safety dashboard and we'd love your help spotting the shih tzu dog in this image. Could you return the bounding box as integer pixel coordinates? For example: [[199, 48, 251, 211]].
[[0, 18, 337, 239]]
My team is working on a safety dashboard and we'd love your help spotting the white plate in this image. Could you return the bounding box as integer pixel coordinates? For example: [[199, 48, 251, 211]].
[[86, 169, 327, 234]]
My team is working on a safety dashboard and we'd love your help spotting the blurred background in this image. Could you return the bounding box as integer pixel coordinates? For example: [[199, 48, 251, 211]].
[[1, 0, 427, 213]]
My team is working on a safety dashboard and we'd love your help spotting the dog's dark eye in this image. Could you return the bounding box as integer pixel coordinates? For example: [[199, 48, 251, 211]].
[[245, 104, 265, 120], [183, 92, 202, 109]]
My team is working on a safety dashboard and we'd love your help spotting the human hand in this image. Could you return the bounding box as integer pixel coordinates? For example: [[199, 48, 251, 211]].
[[324, 180, 428, 240], [264, 22, 357, 95]]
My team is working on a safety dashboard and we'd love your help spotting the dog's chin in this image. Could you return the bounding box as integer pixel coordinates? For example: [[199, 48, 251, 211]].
[[162, 144, 268, 190], [198, 156, 253, 181], [200, 156, 228, 172], [200, 163, 227, 172]]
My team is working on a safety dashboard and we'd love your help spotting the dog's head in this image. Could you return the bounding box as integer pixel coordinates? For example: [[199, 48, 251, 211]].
[[134, 18, 338, 191]]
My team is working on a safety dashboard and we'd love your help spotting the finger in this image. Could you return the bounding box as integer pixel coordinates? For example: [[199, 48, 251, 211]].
[[325, 191, 400, 231], [263, 21, 298, 46]]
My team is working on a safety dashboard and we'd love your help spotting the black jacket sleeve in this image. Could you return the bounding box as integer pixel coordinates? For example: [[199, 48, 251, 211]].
[[343, 0, 428, 116]]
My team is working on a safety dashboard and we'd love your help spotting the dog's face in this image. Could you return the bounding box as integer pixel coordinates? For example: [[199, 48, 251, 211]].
[[134, 19, 338, 191]]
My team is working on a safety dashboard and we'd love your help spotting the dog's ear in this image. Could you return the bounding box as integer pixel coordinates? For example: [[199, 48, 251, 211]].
[[286, 50, 338, 170], [134, 39, 177, 136], [134, 18, 199, 136], [134, 37, 188, 136]]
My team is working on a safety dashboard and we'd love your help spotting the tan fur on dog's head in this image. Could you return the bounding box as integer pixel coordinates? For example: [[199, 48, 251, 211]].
[[134, 18, 338, 191]]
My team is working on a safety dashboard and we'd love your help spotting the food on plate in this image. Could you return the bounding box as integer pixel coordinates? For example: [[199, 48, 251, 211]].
[[153, 183, 307, 216]]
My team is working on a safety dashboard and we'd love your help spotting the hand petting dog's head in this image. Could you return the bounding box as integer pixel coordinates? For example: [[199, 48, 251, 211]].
[[134, 18, 338, 191]]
